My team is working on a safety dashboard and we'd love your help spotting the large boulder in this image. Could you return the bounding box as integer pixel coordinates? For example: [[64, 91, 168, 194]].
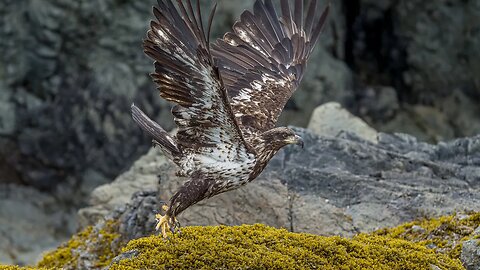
[[307, 102, 378, 143]]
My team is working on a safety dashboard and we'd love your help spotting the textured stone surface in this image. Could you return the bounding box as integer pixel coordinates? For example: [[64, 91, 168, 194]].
[[395, 1, 480, 99], [78, 147, 165, 228], [461, 226, 480, 270], [0, 0, 167, 194], [80, 127, 480, 240], [0, 184, 76, 265], [307, 102, 378, 143], [349, 0, 480, 140]]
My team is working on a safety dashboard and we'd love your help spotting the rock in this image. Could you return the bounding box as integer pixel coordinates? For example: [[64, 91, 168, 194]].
[[461, 226, 480, 270], [374, 104, 455, 143], [359, 89, 480, 143], [0, 98, 15, 136], [348, 1, 480, 140], [0, 184, 76, 266], [78, 147, 166, 228], [80, 127, 480, 237], [351, 0, 480, 97], [0, 0, 172, 195], [394, 1, 480, 100], [106, 224, 463, 270], [307, 102, 378, 143], [33, 210, 479, 269], [355, 86, 400, 124]]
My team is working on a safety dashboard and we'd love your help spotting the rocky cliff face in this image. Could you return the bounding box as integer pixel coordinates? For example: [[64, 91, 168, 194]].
[[348, 0, 480, 141]]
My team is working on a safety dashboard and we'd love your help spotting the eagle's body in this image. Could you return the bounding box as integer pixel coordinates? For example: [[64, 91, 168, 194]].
[[132, 0, 329, 236]]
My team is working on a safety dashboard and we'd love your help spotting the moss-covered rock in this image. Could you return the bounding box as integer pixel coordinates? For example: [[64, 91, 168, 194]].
[[375, 212, 480, 259], [1, 212, 479, 269], [0, 267, 42, 270], [108, 224, 462, 270], [36, 220, 121, 269]]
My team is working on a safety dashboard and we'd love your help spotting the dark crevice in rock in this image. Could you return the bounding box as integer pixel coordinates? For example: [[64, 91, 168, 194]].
[[346, 3, 409, 101]]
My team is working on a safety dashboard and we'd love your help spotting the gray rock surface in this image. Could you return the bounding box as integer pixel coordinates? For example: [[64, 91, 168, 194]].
[[0, 184, 76, 265], [461, 226, 480, 270], [308, 102, 378, 143], [80, 127, 480, 239], [350, 1, 480, 140], [394, 1, 480, 99], [78, 148, 165, 228], [352, 0, 480, 96], [0, 0, 166, 193]]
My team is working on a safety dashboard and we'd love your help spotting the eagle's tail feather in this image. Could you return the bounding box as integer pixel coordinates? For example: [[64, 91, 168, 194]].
[[131, 104, 181, 159]]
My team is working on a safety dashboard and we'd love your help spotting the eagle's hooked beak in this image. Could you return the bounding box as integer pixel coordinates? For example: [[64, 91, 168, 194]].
[[287, 134, 304, 148], [295, 135, 304, 148]]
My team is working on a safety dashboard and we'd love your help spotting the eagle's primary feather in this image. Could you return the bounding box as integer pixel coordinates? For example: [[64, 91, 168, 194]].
[[132, 0, 329, 236]]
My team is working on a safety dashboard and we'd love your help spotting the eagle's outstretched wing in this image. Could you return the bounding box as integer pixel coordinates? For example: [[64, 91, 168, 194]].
[[140, 0, 252, 175], [211, 0, 329, 142]]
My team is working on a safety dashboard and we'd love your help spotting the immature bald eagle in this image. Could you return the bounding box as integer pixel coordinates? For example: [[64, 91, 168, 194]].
[[132, 0, 329, 237]]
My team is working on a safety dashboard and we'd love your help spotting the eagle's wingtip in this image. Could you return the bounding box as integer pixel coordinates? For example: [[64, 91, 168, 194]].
[[131, 103, 138, 112], [131, 103, 142, 119]]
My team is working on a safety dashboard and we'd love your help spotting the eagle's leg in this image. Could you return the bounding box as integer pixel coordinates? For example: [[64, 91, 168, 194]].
[[155, 204, 178, 238], [155, 172, 210, 237]]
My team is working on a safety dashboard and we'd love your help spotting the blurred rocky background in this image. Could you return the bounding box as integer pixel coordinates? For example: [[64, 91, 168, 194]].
[[0, 0, 479, 266]]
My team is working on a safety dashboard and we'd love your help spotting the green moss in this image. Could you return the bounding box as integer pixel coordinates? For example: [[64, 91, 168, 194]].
[[36, 226, 92, 269], [375, 212, 480, 259], [37, 219, 121, 269], [109, 224, 463, 270], [0, 267, 43, 270], [3, 213, 478, 269]]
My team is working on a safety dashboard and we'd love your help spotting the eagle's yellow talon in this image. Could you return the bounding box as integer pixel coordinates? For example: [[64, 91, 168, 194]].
[[155, 205, 178, 238]]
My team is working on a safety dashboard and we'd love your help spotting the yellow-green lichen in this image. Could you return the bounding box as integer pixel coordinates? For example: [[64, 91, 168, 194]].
[[36, 225, 92, 268], [0, 267, 44, 270], [109, 224, 464, 270], [2, 212, 478, 269], [37, 219, 121, 269], [375, 212, 480, 259]]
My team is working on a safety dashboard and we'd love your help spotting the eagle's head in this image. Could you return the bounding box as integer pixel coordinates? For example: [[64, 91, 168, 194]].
[[260, 127, 304, 150]]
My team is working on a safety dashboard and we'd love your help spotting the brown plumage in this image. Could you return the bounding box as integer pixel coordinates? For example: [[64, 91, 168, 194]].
[[132, 0, 329, 237]]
